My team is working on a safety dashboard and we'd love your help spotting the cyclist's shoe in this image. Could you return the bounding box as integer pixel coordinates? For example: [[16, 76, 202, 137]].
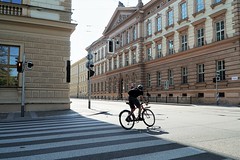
[[126, 116, 132, 122], [136, 116, 143, 121]]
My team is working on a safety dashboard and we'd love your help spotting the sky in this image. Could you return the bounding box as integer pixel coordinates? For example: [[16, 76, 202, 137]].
[[70, 0, 151, 64]]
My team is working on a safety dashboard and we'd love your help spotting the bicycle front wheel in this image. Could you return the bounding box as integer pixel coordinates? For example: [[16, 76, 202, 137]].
[[119, 110, 134, 130], [142, 109, 155, 127]]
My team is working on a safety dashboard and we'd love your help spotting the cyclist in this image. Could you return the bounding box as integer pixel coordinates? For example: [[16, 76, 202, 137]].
[[127, 84, 147, 121]]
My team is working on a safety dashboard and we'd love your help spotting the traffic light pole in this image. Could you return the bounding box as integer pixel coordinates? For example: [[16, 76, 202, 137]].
[[21, 53, 25, 117], [88, 69, 91, 109], [216, 75, 219, 106]]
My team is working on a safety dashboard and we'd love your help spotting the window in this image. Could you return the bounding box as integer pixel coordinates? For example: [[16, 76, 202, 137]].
[[147, 20, 152, 36], [216, 20, 225, 41], [197, 28, 204, 47], [101, 64, 104, 74], [157, 71, 161, 86], [180, 2, 187, 20], [181, 34, 188, 51], [109, 60, 112, 71], [126, 31, 130, 44], [168, 69, 174, 85], [182, 67, 188, 84], [182, 93, 187, 97], [113, 80, 116, 93], [197, 64, 205, 82], [217, 60, 226, 81], [156, 44, 162, 58], [156, 16, 162, 32], [214, 0, 221, 3], [198, 93, 204, 97], [119, 55, 122, 68], [132, 51, 136, 64], [147, 47, 152, 61], [125, 53, 129, 66], [0, 45, 19, 87], [168, 40, 174, 54], [1, 0, 22, 4], [196, 0, 204, 12], [167, 10, 174, 26], [114, 58, 117, 69], [147, 73, 151, 87], [219, 92, 225, 97], [108, 79, 111, 93], [133, 26, 137, 40], [125, 79, 129, 91]]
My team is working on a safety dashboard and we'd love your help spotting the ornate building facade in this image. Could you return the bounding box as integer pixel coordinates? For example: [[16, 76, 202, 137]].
[[86, 0, 239, 105], [0, 0, 76, 112]]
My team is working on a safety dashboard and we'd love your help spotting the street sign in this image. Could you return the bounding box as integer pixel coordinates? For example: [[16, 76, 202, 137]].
[[231, 76, 238, 81]]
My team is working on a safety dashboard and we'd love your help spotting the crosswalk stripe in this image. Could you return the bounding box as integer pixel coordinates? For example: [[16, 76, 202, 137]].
[[113, 147, 206, 160], [1, 139, 174, 160], [0, 117, 99, 131], [0, 123, 116, 138], [0, 127, 123, 144], [0, 132, 149, 154]]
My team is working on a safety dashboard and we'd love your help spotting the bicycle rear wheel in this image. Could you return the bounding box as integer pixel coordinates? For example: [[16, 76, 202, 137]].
[[119, 110, 134, 130], [142, 109, 155, 127]]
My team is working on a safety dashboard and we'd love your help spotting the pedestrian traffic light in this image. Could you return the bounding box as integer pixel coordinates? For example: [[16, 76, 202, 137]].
[[216, 71, 220, 77], [87, 69, 95, 80], [17, 61, 23, 73], [216, 71, 220, 81]]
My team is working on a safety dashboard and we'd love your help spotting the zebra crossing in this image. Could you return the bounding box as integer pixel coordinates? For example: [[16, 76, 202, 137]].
[[0, 114, 231, 160]]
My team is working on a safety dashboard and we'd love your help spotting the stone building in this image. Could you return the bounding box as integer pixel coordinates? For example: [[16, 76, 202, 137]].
[[70, 57, 88, 98], [87, 0, 239, 105], [0, 0, 76, 112]]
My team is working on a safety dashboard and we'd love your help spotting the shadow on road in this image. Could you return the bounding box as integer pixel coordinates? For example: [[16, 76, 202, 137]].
[[133, 126, 169, 136]]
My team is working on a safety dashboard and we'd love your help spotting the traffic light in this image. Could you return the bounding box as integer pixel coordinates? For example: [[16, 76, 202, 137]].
[[89, 69, 95, 77], [17, 61, 23, 73], [108, 40, 114, 53], [216, 71, 220, 81], [87, 69, 95, 80]]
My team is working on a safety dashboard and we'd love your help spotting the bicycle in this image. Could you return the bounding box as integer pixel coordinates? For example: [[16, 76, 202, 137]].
[[119, 102, 155, 130]]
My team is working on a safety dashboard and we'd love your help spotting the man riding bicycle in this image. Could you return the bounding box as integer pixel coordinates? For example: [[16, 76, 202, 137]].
[[127, 84, 147, 121]]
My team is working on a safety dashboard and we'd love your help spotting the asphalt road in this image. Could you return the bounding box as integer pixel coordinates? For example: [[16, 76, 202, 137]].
[[71, 98, 240, 159]]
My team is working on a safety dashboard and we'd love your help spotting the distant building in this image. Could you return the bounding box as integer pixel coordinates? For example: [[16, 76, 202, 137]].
[[0, 0, 76, 112], [70, 57, 88, 98], [87, 0, 240, 105]]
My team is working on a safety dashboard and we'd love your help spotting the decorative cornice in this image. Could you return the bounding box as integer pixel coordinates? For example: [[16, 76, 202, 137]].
[[209, 9, 227, 19], [191, 18, 206, 26]]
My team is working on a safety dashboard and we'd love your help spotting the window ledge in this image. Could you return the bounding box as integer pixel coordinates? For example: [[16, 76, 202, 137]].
[[154, 30, 162, 35], [192, 9, 205, 18], [165, 24, 174, 30], [177, 17, 189, 25]]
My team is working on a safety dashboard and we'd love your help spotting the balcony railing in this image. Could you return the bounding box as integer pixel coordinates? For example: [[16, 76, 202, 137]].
[[0, 3, 22, 16]]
